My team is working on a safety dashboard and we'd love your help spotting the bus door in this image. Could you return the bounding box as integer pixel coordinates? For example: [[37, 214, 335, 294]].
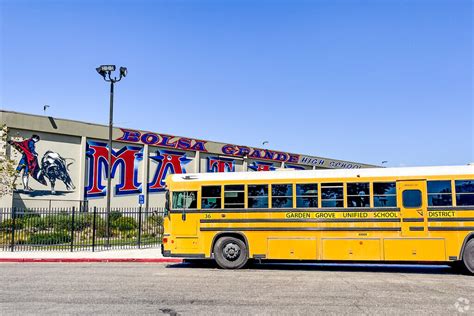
[[172, 190, 198, 236], [397, 180, 427, 237]]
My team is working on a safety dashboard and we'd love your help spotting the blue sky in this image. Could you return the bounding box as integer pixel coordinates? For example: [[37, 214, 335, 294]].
[[1, 0, 472, 167]]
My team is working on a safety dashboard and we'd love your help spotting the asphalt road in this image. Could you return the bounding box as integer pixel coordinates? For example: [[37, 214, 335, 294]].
[[0, 262, 472, 315]]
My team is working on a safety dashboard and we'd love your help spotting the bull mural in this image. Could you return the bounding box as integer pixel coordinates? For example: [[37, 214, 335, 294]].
[[8, 135, 75, 195], [40, 151, 76, 194]]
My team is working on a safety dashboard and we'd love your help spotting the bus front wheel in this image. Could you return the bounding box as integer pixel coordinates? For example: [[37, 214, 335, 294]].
[[462, 239, 474, 274], [214, 236, 248, 269]]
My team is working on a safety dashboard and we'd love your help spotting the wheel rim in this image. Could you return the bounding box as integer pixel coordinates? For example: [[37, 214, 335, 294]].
[[222, 242, 241, 261]]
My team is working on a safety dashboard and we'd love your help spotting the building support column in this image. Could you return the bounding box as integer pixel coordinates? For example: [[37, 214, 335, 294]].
[[243, 156, 248, 172], [195, 151, 201, 173], [143, 144, 149, 210], [78, 136, 87, 209]]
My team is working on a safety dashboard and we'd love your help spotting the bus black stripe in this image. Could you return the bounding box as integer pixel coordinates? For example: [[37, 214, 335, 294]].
[[427, 206, 473, 211], [200, 227, 401, 232], [171, 207, 400, 214], [402, 218, 424, 222], [428, 227, 474, 231], [200, 218, 401, 224], [428, 218, 474, 222], [409, 226, 425, 231]]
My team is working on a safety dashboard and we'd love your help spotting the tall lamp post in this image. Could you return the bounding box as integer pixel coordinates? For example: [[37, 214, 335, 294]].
[[96, 65, 127, 246]]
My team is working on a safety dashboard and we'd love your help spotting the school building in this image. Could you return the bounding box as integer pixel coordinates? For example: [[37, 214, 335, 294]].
[[0, 110, 376, 209]]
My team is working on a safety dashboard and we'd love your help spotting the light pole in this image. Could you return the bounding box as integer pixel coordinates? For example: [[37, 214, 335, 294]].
[[96, 65, 127, 246]]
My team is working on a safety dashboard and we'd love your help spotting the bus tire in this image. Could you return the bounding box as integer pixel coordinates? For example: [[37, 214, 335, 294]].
[[213, 236, 248, 269], [462, 239, 474, 275]]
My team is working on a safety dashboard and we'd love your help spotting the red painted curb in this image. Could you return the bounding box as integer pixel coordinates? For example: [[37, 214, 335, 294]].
[[0, 258, 183, 263]]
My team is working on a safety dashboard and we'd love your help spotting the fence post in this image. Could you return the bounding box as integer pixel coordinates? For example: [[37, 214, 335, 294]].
[[138, 206, 142, 249], [70, 206, 75, 252], [92, 206, 97, 252], [10, 207, 16, 252], [106, 208, 110, 248]]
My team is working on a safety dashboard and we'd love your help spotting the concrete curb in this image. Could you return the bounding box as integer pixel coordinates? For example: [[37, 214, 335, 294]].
[[0, 258, 183, 263]]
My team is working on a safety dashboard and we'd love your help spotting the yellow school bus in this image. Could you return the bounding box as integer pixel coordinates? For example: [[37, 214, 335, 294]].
[[162, 165, 474, 273]]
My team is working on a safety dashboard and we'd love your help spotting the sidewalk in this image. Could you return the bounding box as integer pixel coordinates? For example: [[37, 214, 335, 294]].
[[0, 247, 182, 263]]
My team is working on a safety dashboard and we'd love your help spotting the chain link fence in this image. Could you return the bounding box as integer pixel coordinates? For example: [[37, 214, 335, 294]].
[[0, 207, 164, 251]]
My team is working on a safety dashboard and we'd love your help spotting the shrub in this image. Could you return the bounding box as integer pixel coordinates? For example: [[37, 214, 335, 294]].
[[40, 214, 95, 231], [112, 216, 138, 231], [0, 219, 23, 232], [18, 211, 41, 220], [95, 223, 109, 238], [45, 215, 71, 230], [146, 214, 164, 227], [93, 216, 112, 238], [24, 217, 49, 231], [72, 214, 94, 231], [28, 232, 72, 245], [109, 211, 122, 222]]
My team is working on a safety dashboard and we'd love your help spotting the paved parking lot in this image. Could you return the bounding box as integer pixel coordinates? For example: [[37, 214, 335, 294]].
[[0, 262, 472, 315]]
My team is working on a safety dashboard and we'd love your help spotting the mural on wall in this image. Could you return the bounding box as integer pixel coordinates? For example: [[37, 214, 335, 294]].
[[148, 150, 191, 192], [248, 161, 277, 171], [115, 127, 366, 169], [85, 141, 143, 197], [9, 135, 75, 195], [222, 144, 300, 164], [85, 141, 191, 197], [207, 157, 235, 173], [300, 156, 362, 169], [117, 128, 208, 152]]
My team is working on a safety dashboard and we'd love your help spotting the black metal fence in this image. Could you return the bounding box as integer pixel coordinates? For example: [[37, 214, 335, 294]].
[[0, 207, 164, 251]]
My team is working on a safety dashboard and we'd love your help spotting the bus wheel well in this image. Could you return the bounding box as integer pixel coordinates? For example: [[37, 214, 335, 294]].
[[459, 232, 474, 259], [211, 232, 248, 256]]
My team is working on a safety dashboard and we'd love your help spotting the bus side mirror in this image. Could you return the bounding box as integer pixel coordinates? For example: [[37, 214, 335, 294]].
[[165, 191, 170, 217]]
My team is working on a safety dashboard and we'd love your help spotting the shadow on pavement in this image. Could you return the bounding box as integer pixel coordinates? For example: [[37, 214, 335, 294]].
[[167, 260, 463, 275]]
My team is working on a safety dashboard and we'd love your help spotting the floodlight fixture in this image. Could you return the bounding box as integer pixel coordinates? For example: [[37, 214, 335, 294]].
[[120, 67, 128, 78]]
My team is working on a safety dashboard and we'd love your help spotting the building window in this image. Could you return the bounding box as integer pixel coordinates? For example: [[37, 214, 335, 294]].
[[224, 185, 245, 208], [373, 182, 397, 207], [172, 191, 197, 209], [455, 180, 474, 206], [403, 190, 422, 208], [321, 183, 343, 208], [347, 182, 370, 207], [296, 184, 318, 208], [248, 185, 268, 208], [427, 180, 452, 206], [202, 186, 221, 209], [272, 184, 293, 208]]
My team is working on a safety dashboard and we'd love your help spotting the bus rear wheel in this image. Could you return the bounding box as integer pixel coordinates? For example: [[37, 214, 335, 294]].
[[214, 236, 248, 269], [462, 239, 474, 275]]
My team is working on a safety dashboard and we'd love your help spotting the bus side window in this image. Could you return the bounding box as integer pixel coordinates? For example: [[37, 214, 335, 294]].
[[455, 180, 474, 206], [402, 190, 422, 208], [248, 184, 269, 208], [373, 182, 396, 207], [224, 185, 245, 208], [202, 186, 222, 209], [271, 184, 293, 208], [321, 183, 343, 208], [347, 182, 370, 207], [296, 183, 318, 208], [172, 191, 197, 209], [172, 192, 184, 209], [427, 180, 452, 206]]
